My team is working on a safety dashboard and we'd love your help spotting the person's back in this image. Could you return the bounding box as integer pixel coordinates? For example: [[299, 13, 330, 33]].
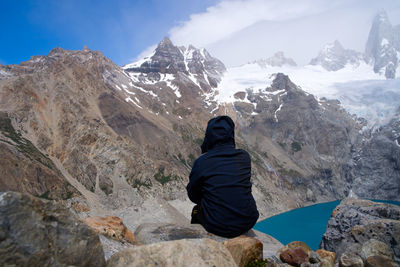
[[186, 116, 259, 237]]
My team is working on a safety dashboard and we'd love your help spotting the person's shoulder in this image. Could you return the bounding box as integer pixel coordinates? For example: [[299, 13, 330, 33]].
[[193, 152, 209, 166], [236, 149, 251, 160]]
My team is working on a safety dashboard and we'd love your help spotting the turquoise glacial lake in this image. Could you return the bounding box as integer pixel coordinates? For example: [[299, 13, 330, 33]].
[[253, 199, 400, 250]]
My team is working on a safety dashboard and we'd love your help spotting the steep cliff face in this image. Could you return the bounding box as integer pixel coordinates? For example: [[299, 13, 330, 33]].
[[351, 109, 400, 199], [365, 10, 400, 79], [225, 73, 362, 205]]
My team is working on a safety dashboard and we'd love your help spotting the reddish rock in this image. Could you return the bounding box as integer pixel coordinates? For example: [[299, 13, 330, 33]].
[[72, 202, 90, 212], [286, 241, 312, 255], [223, 235, 263, 267], [84, 216, 136, 244], [280, 247, 309, 267]]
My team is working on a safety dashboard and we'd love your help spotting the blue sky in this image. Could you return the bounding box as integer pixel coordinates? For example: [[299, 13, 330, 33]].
[[1, 0, 400, 67], [0, 0, 217, 66]]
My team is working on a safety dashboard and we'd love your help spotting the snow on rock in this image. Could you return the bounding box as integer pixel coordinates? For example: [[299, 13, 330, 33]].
[[274, 103, 283, 122], [217, 61, 399, 128]]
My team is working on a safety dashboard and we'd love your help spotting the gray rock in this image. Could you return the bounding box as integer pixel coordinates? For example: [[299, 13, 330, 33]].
[[0, 191, 105, 266], [320, 198, 400, 265], [339, 252, 363, 267], [351, 112, 400, 200], [107, 238, 236, 267], [360, 239, 394, 261], [134, 222, 219, 244], [309, 251, 322, 263]]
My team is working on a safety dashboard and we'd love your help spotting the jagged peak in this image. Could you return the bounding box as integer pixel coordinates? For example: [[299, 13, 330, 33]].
[[374, 9, 390, 24], [158, 36, 174, 47], [321, 40, 345, 53]]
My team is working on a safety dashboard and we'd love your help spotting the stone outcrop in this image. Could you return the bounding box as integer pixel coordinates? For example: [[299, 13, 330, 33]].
[[320, 198, 400, 266], [0, 191, 105, 266], [133, 222, 283, 259], [107, 238, 237, 267], [84, 215, 136, 244]]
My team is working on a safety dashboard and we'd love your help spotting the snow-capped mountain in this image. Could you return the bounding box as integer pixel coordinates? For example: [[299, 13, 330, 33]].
[[365, 10, 400, 79], [252, 51, 297, 68], [123, 37, 225, 92], [309, 40, 363, 71]]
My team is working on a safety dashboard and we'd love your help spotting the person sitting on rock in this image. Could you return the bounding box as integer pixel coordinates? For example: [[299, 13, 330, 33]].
[[187, 115, 259, 237]]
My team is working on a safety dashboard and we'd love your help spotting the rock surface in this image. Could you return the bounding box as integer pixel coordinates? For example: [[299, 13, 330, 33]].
[[107, 238, 236, 267], [365, 10, 400, 79], [0, 191, 105, 267], [133, 222, 283, 259], [84, 215, 136, 244], [223, 235, 263, 267], [320, 198, 400, 266]]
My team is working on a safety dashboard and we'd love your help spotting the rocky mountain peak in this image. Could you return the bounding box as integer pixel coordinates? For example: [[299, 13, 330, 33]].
[[365, 10, 399, 79], [309, 40, 363, 71], [123, 37, 225, 94], [253, 51, 297, 68]]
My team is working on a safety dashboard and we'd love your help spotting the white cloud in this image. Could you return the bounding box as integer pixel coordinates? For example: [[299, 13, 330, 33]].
[[168, 0, 342, 48], [133, 0, 400, 66], [131, 45, 157, 63]]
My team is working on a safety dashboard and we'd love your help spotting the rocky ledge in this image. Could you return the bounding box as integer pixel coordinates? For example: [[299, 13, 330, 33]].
[[1, 192, 399, 267], [320, 198, 400, 266]]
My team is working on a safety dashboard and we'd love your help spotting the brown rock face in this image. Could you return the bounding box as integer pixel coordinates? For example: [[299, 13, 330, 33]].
[[0, 112, 79, 200], [0, 191, 105, 267], [223, 235, 263, 267], [280, 247, 309, 266], [365, 255, 397, 267], [84, 216, 136, 244]]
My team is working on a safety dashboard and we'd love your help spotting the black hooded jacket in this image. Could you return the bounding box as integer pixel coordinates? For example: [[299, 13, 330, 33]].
[[186, 116, 259, 237]]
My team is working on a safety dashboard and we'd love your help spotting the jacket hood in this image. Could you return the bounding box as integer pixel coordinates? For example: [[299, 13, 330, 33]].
[[201, 116, 235, 153]]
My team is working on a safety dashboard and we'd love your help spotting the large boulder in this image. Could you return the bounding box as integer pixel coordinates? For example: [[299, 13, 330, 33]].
[[223, 235, 263, 267], [107, 238, 236, 267], [0, 191, 105, 266], [320, 198, 400, 266], [134, 222, 283, 258]]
